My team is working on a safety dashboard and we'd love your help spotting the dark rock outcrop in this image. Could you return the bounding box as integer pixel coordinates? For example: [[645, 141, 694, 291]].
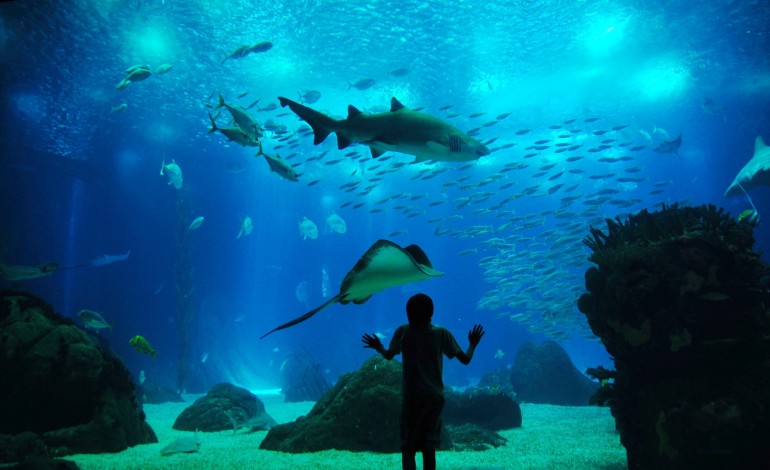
[[0, 292, 157, 463], [279, 349, 331, 402], [260, 355, 410, 453], [260, 356, 508, 453], [172, 383, 276, 432], [477, 367, 517, 398], [444, 388, 521, 431], [579, 204, 770, 468], [510, 341, 598, 405]]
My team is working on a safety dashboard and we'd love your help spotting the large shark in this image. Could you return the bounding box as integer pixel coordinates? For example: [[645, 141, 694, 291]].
[[260, 239, 443, 338], [725, 135, 770, 197], [277, 96, 490, 163]]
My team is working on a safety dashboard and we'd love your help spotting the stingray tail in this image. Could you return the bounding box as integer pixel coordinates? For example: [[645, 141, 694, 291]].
[[260, 294, 342, 339], [277, 97, 337, 145]]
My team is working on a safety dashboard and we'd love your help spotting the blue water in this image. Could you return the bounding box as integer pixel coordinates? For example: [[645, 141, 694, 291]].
[[1, 0, 768, 393]]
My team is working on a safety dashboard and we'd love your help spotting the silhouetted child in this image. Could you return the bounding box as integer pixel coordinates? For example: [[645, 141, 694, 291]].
[[362, 293, 484, 470]]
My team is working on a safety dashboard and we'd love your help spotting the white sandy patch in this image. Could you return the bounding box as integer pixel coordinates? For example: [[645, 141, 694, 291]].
[[69, 395, 626, 469]]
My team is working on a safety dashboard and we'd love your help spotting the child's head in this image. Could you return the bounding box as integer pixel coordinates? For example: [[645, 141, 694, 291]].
[[406, 293, 433, 327]]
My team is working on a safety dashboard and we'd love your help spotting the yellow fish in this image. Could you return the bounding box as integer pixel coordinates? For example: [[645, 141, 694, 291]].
[[129, 335, 157, 359]]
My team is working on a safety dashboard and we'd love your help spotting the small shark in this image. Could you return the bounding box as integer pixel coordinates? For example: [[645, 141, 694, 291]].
[[91, 250, 131, 266], [260, 239, 443, 338], [725, 135, 770, 197], [277, 96, 490, 163], [653, 133, 682, 157]]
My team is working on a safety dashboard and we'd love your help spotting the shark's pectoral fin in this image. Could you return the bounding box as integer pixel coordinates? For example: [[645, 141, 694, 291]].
[[260, 294, 342, 339], [338, 135, 352, 149]]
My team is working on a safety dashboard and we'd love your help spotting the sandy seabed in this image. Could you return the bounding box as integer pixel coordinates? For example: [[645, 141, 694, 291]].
[[69, 393, 627, 469]]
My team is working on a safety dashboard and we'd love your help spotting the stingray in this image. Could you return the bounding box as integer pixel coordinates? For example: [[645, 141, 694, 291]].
[[725, 135, 770, 197], [260, 239, 443, 339], [653, 133, 682, 157]]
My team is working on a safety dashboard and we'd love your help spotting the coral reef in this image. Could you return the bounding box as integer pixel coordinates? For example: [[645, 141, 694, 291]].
[[0, 292, 157, 463], [578, 203, 770, 468]]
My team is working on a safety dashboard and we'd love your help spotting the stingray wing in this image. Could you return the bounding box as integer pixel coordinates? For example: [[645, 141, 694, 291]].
[[338, 239, 443, 304]]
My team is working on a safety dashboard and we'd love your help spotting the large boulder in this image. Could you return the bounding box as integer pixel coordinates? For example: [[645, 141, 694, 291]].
[[260, 356, 507, 453], [444, 388, 521, 431], [172, 383, 276, 432], [0, 292, 157, 463], [260, 355, 410, 453], [510, 341, 598, 405], [279, 349, 331, 402]]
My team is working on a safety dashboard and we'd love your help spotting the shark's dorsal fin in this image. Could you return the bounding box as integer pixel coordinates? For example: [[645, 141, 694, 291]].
[[755, 135, 767, 155], [390, 97, 407, 112], [370, 147, 386, 158], [347, 105, 363, 119]]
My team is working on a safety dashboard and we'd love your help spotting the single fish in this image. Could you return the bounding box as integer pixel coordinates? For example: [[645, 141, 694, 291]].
[[237, 216, 253, 239], [77, 309, 112, 332], [298, 89, 321, 104], [216, 94, 263, 138], [347, 78, 376, 90], [256, 143, 299, 182], [326, 212, 347, 234], [129, 335, 157, 359], [160, 434, 201, 456], [91, 250, 131, 266], [160, 150, 183, 189], [154, 64, 173, 74], [299, 217, 318, 240], [188, 216, 205, 231]]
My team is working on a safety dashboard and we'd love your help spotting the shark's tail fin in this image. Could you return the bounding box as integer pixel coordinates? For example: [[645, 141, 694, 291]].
[[216, 93, 226, 110], [207, 112, 218, 134], [278, 97, 336, 145]]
